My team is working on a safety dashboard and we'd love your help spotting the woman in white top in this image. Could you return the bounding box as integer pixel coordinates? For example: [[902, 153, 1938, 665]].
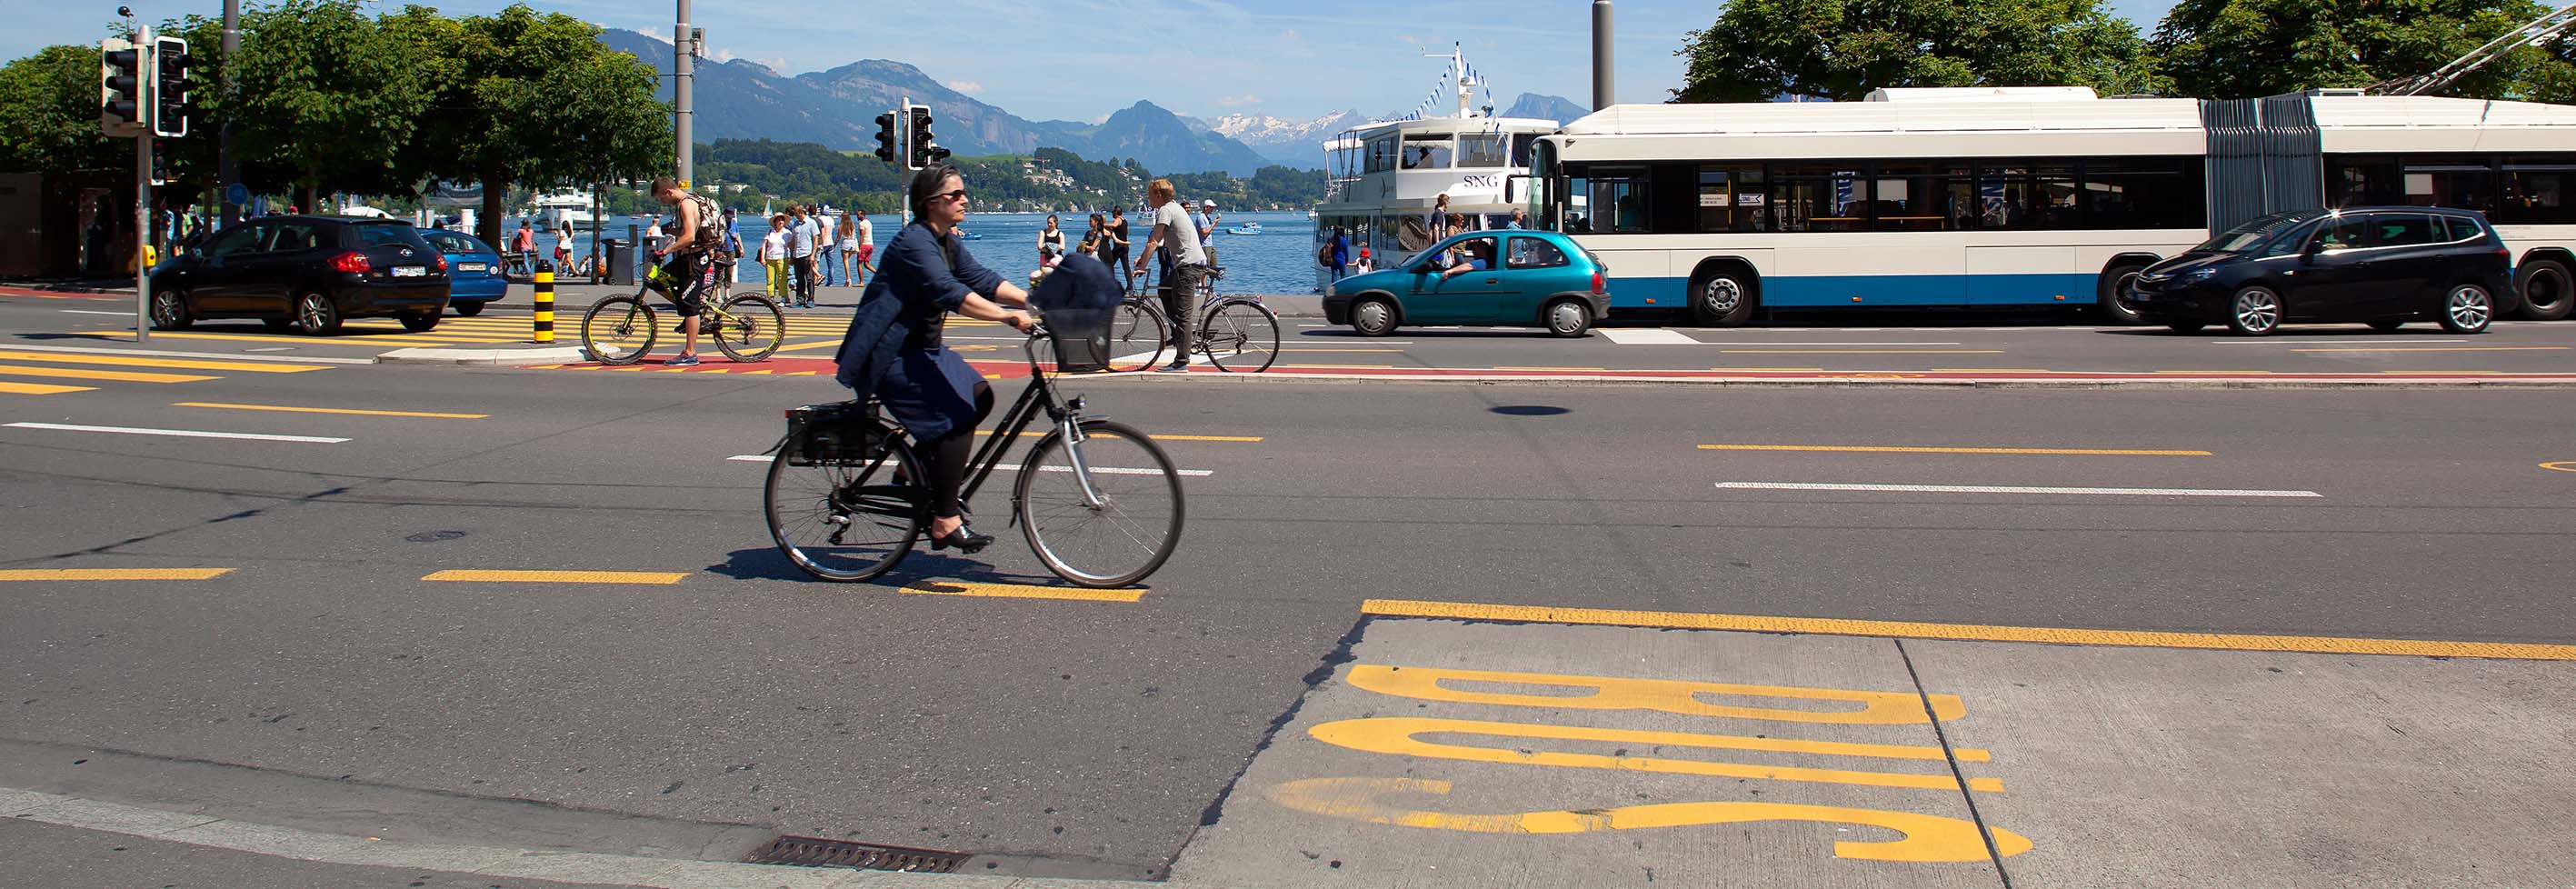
[[1036, 214, 1066, 269], [759, 214, 792, 301], [837, 215, 861, 286]]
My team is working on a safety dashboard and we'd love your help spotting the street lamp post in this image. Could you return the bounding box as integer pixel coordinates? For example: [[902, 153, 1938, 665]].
[[674, 0, 692, 186]]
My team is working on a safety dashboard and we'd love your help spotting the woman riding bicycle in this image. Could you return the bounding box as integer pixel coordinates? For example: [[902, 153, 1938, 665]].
[[837, 160, 1037, 554]]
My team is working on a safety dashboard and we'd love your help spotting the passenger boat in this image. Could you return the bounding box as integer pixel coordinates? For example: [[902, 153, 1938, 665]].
[[1310, 45, 1561, 293], [1226, 222, 1264, 236]]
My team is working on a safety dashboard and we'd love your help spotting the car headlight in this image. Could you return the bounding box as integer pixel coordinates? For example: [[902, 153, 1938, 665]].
[[2180, 268, 2219, 283]]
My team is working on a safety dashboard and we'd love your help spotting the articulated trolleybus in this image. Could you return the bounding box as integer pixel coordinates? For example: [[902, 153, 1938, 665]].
[[1529, 87, 2576, 325]]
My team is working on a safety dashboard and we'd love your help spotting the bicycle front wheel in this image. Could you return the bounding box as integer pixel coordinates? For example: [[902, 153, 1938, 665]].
[[1015, 419, 1183, 588], [580, 295, 657, 365], [1108, 299, 1168, 372], [765, 435, 925, 583], [712, 295, 785, 362], [1200, 299, 1280, 373]]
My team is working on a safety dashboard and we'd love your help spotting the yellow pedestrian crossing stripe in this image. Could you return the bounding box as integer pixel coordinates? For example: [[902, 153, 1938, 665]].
[[0, 363, 218, 384], [0, 350, 331, 374], [0, 380, 94, 395], [0, 350, 332, 398]]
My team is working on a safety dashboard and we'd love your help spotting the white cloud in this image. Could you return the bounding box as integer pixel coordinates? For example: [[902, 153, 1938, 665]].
[[706, 47, 739, 63], [948, 80, 986, 95], [634, 26, 672, 45]]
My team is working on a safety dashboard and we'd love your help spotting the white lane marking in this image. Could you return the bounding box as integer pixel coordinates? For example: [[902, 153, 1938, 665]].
[[5, 422, 350, 444], [1599, 328, 1701, 345], [60, 310, 133, 316], [2213, 338, 2465, 345], [726, 454, 1209, 476], [1716, 481, 2321, 498], [1696, 341, 1962, 346]]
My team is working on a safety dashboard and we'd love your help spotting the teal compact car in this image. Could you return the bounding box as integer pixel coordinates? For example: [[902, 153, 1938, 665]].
[[1323, 230, 1609, 337]]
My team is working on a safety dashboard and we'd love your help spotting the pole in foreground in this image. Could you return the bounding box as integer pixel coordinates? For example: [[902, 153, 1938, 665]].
[[532, 262, 554, 344], [1592, 0, 1615, 111]]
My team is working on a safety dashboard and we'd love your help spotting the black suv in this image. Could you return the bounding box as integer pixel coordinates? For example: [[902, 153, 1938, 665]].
[[150, 215, 451, 335], [2125, 207, 2518, 335]]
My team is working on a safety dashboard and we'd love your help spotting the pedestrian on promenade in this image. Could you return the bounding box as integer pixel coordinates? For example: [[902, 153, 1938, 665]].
[[647, 216, 667, 264], [1131, 178, 1207, 374], [761, 213, 791, 302], [554, 222, 574, 275], [1427, 193, 1453, 242], [1038, 214, 1066, 269], [1080, 213, 1106, 258], [837, 214, 861, 286], [1104, 205, 1133, 292], [1327, 226, 1351, 283], [1195, 200, 1220, 270], [714, 208, 744, 299], [833, 160, 1036, 554], [1355, 244, 1372, 274], [511, 220, 535, 275], [814, 205, 839, 286], [854, 209, 876, 285], [788, 205, 819, 308], [1507, 206, 1527, 230]]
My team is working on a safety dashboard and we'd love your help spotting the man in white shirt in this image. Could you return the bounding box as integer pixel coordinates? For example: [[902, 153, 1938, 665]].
[[1133, 179, 1207, 373]]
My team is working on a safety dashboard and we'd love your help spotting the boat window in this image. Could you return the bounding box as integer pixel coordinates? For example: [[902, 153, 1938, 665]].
[[1364, 136, 1398, 175], [1402, 135, 1453, 170], [1459, 134, 1508, 168], [1511, 133, 1537, 168]]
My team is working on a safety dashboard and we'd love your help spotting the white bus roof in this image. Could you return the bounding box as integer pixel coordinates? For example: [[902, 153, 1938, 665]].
[[1562, 96, 2203, 137], [1864, 86, 2100, 102]]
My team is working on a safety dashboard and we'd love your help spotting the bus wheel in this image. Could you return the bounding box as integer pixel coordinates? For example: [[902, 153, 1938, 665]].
[[1689, 267, 1755, 326], [2097, 265, 2150, 325], [2518, 258, 2572, 321]]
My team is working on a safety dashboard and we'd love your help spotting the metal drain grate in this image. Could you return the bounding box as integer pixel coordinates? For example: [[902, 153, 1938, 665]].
[[743, 836, 968, 873]]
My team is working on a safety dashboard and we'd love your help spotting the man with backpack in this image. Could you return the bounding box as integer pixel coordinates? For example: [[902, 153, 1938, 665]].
[[646, 177, 723, 366]]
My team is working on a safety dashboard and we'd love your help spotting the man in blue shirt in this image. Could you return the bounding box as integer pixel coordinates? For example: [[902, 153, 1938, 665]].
[[788, 205, 820, 307]]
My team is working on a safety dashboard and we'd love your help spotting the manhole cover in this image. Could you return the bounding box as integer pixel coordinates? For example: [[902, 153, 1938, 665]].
[[743, 836, 966, 873], [404, 530, 469, 543]]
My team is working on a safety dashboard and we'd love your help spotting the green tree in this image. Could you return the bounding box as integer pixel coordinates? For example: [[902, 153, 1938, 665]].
[[0, 45, 124, 174], [231, 0, 431, 209], [402, 4, 668, 248], [1673, 0, 2169, 103], [2152, 0, 2575, 100]]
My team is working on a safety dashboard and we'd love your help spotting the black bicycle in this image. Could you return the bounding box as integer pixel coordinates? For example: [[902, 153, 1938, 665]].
[[580, 261, 784, 365], [764, 322, 1185, 588], [1107, 265, 1282, 372]]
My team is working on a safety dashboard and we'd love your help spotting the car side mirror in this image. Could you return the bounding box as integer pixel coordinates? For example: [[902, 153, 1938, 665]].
[[2301, 239, 2324, 259]]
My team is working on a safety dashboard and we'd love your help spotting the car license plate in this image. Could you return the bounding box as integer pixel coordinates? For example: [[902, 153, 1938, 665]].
[[457, 263, 487, 273], [392, 265, 426, 277]]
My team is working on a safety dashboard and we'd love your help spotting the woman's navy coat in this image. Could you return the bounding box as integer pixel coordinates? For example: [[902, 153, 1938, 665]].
[[833, 222, 1003, 442]]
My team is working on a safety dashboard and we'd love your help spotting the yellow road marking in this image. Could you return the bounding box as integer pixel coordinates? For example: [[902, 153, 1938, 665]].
[[2291, 346, 2571, 353], [0, 364, 215, 384], [0, 380, 99, 395], [69, 331, 480, 348], [771, 340, 846, 352], [0, 349, 329, 374], [422, 569, 686, 584], [1720, 350, 2005, 355], [0, 568, 233, 581], [1309, 715, 2001, 792], [1361, 599, 2576, 661], [900, 580, 1143, 603], [1698, 443, 2211, 456], [173, 402, 487, 419], [1345, 664, 1962, 724], [2542, 461, 2576, 473]]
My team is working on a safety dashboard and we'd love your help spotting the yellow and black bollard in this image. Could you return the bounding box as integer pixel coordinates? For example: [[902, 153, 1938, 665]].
[[533, 263, 555, 344]]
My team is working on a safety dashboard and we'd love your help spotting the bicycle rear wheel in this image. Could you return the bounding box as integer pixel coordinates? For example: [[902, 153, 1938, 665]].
[[1200, 299, 1280, 373], [765, 436, 926, 583], [1015, 419, 1183, 588], [712, 295, 785, 362], [1108, 299, 1167, 372], [581, 295, 657, 365]]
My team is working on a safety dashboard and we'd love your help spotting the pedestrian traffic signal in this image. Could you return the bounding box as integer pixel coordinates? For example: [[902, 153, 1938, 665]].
[[100, 37, 144, 135], [874, 112, 899, 165], [152, 36, 190, 138], [908, 105, 948, 168]]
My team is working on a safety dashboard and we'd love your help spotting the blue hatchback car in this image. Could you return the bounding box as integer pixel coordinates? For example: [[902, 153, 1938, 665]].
[[420, 230, 506, 315], [1323, 230, 1608, 337]]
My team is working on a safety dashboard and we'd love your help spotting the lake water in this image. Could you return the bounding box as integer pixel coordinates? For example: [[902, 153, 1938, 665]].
[[527, 211, 1323, 295]]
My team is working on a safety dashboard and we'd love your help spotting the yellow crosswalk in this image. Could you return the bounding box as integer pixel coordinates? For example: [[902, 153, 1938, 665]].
[[0, 350, 332, 398]]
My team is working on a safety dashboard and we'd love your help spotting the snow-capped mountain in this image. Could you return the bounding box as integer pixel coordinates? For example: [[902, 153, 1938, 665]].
[[1203, 110, 1367, 167]]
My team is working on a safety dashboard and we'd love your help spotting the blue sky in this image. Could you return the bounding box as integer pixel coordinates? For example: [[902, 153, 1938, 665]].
[[10, 0, 2182, 124]]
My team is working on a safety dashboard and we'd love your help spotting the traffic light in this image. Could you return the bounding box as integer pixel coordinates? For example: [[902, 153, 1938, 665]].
[[100, 37, 144, 135], [907, 105, 948, 169], [873, 112, 899, 164], [152, 36, 190, 138]]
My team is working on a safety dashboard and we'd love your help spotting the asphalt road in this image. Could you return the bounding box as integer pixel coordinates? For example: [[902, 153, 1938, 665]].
[[4, 325, 2574, 886]]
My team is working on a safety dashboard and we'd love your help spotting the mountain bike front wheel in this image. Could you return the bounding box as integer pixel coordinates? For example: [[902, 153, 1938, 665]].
[[711, 295, 784, 362], [1015, 419, 1183, 588], [580, 295, 657, 365], [1108, 299, 1168, 372], [1200, 299, 1280, 373], [765, 435, 925, 583]]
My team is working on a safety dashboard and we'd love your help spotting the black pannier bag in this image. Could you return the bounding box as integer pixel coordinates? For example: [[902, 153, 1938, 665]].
[[782, 400, 883, 465]]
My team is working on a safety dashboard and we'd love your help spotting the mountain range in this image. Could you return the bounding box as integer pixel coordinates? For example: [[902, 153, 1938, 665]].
[[601, 30, 1586, 175]]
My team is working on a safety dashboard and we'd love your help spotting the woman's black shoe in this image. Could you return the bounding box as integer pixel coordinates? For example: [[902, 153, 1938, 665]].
[[927, 524, 993, 554]]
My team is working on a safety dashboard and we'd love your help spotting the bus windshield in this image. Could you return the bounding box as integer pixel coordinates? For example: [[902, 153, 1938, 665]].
[[2192, 210, 2322, 254]]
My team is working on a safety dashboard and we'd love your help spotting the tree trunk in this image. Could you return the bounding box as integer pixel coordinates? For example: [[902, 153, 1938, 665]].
[[477, 166, 509, 253]]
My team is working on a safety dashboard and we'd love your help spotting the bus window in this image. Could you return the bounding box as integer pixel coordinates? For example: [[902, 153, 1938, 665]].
[[2036, 163, 2080, 228], [2084, 156, 2205, 230], [2401, 158, 2492, 211], [1531, 139, 1561, 230], [1773, 164, 1867, 233], [2326, 156, 2400, 206], [1872, 163, 1965, 232], [1698, 165, 1766, 232], [2498, 158, 2576, 225], [1575, 169, 1648, 234], [1459, 135, 1508, 168]]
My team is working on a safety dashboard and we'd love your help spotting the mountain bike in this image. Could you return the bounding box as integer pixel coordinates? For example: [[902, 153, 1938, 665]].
[[579, 261, 784, 365], [764, 321, 1185, 588], [1109, 265, 1281, 372]]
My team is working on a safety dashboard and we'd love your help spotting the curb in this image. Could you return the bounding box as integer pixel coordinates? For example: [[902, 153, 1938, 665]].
[[1054, 370, 2576, 389], [375, 345, 590, 366]]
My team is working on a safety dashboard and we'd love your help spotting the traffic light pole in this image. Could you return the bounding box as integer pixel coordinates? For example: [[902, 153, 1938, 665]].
[[133, 25, 154, 344]]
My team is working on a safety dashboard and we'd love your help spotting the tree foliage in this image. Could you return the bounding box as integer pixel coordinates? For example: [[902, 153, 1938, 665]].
[[0, 45, 126, 175], [230, 0, 432, 207], [1674, 0, 2169, 103], [2152, 0, 2576, 100]]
